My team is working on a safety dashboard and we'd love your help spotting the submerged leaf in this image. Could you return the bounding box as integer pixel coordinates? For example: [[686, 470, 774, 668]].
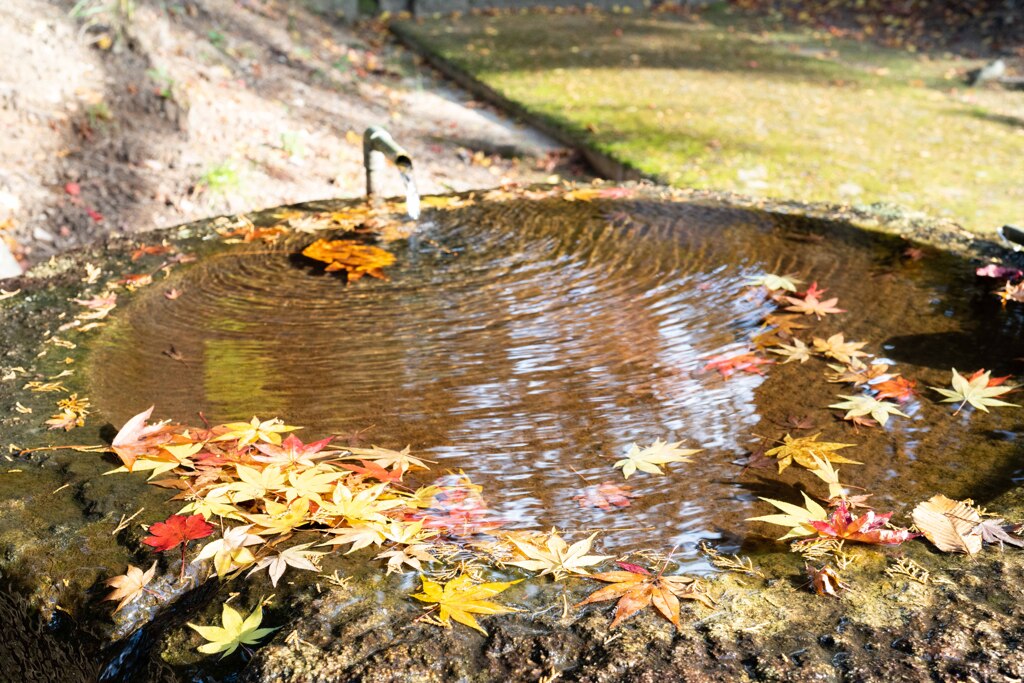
[[765, 433, 859, 474], [104, 562, 158, 612]]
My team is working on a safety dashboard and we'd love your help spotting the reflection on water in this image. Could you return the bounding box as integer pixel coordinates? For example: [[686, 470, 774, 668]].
[[89, 198, 1024, 565]]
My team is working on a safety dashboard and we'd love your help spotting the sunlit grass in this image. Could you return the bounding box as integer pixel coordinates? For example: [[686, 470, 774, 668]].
[[401, 11, 1024, 232]]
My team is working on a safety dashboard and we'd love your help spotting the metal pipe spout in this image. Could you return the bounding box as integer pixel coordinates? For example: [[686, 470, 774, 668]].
[[363, 125, 413, 198]]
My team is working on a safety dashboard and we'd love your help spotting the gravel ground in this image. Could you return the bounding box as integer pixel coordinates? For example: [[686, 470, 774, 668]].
[[0, 0, 582, 274]]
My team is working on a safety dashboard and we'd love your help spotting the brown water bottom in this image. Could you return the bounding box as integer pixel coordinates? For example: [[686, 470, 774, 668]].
[[88, 198, 1024, 570]]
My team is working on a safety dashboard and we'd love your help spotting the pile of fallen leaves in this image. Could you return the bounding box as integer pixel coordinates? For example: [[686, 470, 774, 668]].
[[101, 405, 713, 649]]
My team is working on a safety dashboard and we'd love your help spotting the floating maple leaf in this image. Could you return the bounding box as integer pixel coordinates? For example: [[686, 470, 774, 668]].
[[912, 494, 982, 555], [506, 530, 612, 579], [829, 395, 908, 426], [376, 544, 437, 574], [341, 459, 404, 483], [104, 562, 158, 612], [812, 334, 868, 367], [810, 501, 915, 545], [769, 338, 812, 364], [996, 281, 1024, 304], [747, 492, 829, 540], [765, 433, 859, 474], [576, 562, 712, 630], [747, 274, 802, 292], [784, 293, 845, 319], [873, 375, 917, 402], [345, 445, 431, 473], [826, 362, 889, 385], [930, 368, 1018, 414], [762, 314, 808, 338], [411, 575, 520, 635], [301, 239, 395, 281], [703, 352, 773, 378], [188, 603, 277, 658], [613, 439, 701, 478]]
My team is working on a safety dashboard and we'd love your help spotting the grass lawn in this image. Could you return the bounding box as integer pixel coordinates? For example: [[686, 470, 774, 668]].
[[397, 7, 1024, 232]]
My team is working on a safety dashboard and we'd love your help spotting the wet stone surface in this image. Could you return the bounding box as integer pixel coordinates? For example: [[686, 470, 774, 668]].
[[0, 185, 1023, 681]]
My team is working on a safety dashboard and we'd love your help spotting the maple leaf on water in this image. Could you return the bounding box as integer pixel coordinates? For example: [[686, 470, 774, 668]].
[[143, 514, 215, 552], [614, 439, 701, 479], [746, 273, 802, 292], [411, 575, 520, 635], [930, 368, 1018, 414], [214, 417, 298, 447], [301, 239, 396, 281], [188, 603, 278, 658], [873, 375, 917, 402], [825, 362, 889, 385], [812, 334, 868, 367], [576, 562, 713, 630], [783, 293, 845, 319], [248, 542, 325, 587], [810, 501, 915, 545], [703, 352, 773, 378], [829, 394, 908, 426], [762, 314, 809, 338], [747, 492, 829, 540], [319, 523, 388, 553], [112, 406, 174, 471], [769, 338, 812, 364], [104, 562, 158, 612], [765, 433, 859, 474], [252, 434, 333, 468], [572, 482, 635, 511], [376, 544, 438, 574], [506, 530, 612, 579], [912, 494, 983, 555]]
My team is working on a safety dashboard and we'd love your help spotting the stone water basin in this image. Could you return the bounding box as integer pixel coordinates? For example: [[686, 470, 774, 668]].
[[85, 190, 1024, 568]]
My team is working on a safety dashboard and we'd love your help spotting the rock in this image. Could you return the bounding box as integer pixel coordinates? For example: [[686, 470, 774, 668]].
[[966, 59, 1006, 86], [0, 238, 21, 279]]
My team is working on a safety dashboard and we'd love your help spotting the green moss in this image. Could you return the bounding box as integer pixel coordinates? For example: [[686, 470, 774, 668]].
[[399, 12, 1024, 232]]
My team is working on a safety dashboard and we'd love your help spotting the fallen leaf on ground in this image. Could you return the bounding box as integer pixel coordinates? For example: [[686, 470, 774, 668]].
[[576, 562, 712, 630], [806, 563, 847, 597], [104, 562, 158, 612], [188, 602, 277, 657], [411, 575, 520, 635], [506, 530, 611, 579], [911, 494, 982, 555]]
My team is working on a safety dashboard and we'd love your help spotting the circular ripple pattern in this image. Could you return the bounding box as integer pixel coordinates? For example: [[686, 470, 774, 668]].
[[90, 198, 1024, 560]]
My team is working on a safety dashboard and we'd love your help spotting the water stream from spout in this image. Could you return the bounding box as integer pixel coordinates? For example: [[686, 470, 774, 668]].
[[401, 170, 420, 220]]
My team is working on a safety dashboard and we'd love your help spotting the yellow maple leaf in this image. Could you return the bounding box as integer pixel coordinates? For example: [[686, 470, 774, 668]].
[[765, 433, 860, 473], [411, 575, 520, 635], [301, 239, 395, 281], [188, 602, 277, 657]]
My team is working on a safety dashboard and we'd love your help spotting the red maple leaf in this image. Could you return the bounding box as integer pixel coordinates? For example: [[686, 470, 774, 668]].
[[253, 434, 334, 467], [573, 482, 635, 511], [704, 352, 773, 378], [142, 513, 215, 581], [340, 459, 403, 483], [872, 376, 917, 402], [810, 502, 915, 545], [968, 369, 1012, 387], [142, 513, 214, 552], [798, 281, 828, 299]]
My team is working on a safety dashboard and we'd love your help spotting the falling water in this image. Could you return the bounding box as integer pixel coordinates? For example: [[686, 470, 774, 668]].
[[401, 170, 420, 220]]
